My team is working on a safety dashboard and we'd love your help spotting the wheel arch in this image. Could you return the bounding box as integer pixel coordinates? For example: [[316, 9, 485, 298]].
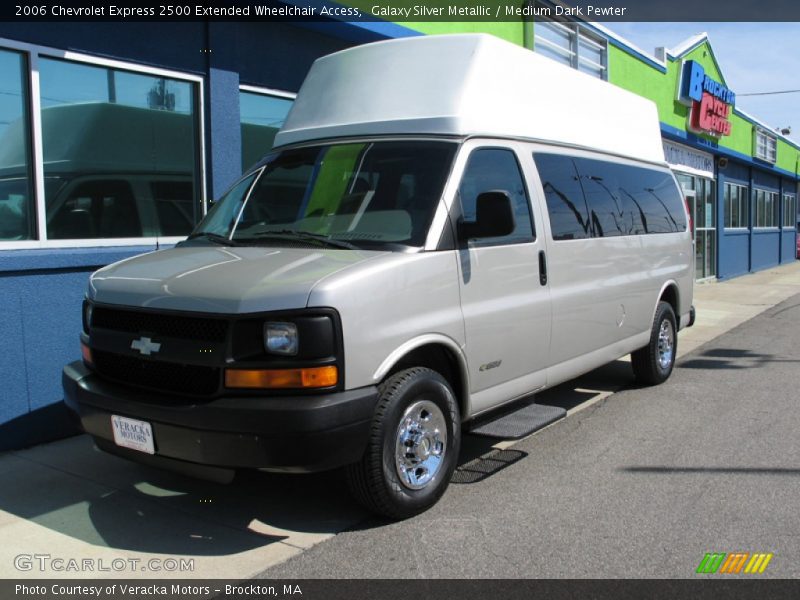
[[372, 335, 470, 421], [656, 280, 680, 320]]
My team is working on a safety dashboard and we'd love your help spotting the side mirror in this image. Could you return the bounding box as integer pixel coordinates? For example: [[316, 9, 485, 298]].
[[458, 190, 515, 240]]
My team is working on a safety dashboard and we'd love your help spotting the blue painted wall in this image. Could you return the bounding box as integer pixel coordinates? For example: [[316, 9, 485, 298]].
[[0, 247, 159, 450], [752, 230, 780, 271], [716, 160, 798, 279], [207, 66, 243, 199], [780, 229, 796, 263], [718, 231, 751, 279], [753, 169, 779, 191]]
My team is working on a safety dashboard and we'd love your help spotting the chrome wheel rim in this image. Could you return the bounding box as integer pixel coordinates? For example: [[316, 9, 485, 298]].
[[657, 318, 674, 371], [394, 400, 447, 490]]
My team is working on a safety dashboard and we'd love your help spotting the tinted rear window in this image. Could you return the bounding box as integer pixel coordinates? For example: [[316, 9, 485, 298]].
[[533, 153, 591, 241], [576, 158, 687, 236], [535, 153, 687, 239]]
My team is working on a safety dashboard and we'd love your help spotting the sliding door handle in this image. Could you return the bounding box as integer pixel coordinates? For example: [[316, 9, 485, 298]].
[[538, 250, 548, 286]]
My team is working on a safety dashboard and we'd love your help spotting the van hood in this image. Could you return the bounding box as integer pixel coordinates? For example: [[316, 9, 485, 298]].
[[89, 245, 385, 314]]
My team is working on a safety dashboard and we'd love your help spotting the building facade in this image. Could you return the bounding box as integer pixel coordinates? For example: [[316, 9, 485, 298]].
[[603, 31, 799, 280], [0, 15, 797, 448]]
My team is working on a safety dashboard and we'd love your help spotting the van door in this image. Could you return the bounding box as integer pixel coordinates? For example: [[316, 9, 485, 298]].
[[531, 150, 686, 378], [451, 140, 552, 415]]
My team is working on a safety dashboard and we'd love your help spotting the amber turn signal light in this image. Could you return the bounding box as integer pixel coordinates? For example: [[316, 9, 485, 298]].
[[81, 342, 93, 365], [225, 366, 338, 389]]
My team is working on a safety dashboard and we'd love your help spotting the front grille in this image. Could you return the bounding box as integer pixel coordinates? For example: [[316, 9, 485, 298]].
[[92, 350, 220, 398], [92, 307, 228, 343]]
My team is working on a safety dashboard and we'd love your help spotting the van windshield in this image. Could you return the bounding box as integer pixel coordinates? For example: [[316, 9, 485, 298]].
[[189, 140, 457, 250]]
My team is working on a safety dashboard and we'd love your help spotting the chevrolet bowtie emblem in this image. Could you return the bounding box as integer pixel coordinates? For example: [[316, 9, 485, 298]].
[[131, 336, 161, 356]]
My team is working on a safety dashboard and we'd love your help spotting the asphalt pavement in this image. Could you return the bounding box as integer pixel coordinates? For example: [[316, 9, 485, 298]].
[[258, 291, 800, 579]]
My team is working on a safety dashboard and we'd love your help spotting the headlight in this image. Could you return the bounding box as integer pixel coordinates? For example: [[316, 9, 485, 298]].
[[264, 322, 298, 355], [83, 301, 93, 333]]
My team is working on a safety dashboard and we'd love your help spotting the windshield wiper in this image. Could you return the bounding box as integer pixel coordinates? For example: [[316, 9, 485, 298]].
[[240, 229, 362, 250], [184, 232, 241, 246]]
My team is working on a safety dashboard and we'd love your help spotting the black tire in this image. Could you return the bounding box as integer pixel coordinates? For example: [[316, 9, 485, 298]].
[[345, 367, 460, 520], [631, 301, 678, 385]]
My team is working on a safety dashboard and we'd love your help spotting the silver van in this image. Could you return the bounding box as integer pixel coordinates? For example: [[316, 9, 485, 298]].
[[63, 34, 694, 519]]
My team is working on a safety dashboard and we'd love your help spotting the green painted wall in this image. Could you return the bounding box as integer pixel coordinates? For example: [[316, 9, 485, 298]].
[[607, 44, 686, 129], [607, 39, 799, 176], [404, 22, 524, 45]]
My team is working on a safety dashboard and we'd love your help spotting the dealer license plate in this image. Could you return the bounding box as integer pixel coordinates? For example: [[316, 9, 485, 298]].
[[111, 415, 155, 454]]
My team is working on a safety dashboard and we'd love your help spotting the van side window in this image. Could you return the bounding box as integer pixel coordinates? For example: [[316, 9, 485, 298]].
[[458, 148, 534, 245], [575, 158, 686, 235], [533, 154, 591, 240], [48, 180, 141, 239], [574, 159, 646, 237], [535, 152, 688, 239], [633, 167, 688, 233]]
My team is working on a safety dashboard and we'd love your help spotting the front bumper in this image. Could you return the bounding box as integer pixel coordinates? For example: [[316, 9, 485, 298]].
[[62, 361, 378, 474]]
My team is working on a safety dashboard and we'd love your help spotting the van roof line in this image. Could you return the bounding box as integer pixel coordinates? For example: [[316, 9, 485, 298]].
[[275, 34, 666, 165]]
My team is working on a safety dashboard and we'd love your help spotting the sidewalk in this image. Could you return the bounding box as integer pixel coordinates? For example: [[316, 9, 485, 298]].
[[679, 261, 800, 357], [1, 260, 799, 581]]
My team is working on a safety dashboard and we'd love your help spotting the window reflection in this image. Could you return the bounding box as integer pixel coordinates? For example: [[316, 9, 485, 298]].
[[459, 148, 535, 246], [39, 58, 198, 239], [240, 91, 293, 171], [575, 158, 686, 236], [0, 50, 34, 240], [535, 153, 687, 239], [534, 154, 591, 240]]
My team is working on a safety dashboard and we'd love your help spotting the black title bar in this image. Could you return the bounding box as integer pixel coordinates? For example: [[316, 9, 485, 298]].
[[5, 579, 800, 600], [5, 0, 800, 22]]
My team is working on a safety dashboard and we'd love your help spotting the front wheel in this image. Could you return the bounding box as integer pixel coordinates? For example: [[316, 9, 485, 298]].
[[631, 301, 677, 385], [345, 367, 460, 519]]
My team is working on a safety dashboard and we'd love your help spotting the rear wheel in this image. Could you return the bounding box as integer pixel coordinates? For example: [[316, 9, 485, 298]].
[[345, 367, 460, 519], [631, 301, 677, 385]]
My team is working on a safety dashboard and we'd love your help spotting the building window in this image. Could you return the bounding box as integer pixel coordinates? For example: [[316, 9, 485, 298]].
[[724, 182, 749, 229], [753, 188, 779, 228], [534, 17, 607, 80], [0, 38, 205, 249], [38, 58, 200, 240], [754, 129, 777, 163], [783, 193, 797, 228], [240, 89, 294, 171], [0, 49, 34, 241]]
